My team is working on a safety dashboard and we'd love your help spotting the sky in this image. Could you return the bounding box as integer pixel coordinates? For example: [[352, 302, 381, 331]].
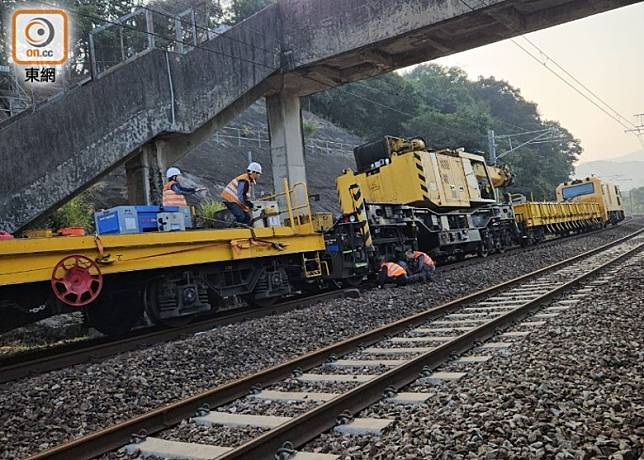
[[413, 2, 644, 164]]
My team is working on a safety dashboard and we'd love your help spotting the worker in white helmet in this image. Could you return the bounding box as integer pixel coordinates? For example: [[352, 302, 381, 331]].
[[221, 162, 263, 225], [162, 167, 206, 207]]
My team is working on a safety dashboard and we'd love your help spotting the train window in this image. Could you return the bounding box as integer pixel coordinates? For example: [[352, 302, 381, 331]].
[[562, 182, 594, 200]]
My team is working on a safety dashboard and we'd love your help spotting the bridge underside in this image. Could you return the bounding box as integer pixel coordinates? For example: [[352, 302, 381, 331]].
[[281, 0, 639, 94]]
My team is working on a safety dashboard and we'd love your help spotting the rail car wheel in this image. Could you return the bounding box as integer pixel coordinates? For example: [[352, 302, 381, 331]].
[[85, 291, 142, 337], [144, 279, 199, 328]]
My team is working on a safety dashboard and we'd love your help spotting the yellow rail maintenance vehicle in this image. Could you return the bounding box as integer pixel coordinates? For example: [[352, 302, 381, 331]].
[[0, 181, 359, 336], [556, 175, 625, 225], [336, 136, 516, 261]]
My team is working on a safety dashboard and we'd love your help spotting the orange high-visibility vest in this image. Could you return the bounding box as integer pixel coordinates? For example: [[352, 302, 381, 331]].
[[221, 173, 253, 210], [413, 251, 435, 268], [382, 262, 406, 278], [163, 180, 188, 207]]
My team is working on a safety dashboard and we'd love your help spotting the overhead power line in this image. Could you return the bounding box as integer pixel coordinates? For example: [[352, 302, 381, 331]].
[[457, 0, 639, 135]]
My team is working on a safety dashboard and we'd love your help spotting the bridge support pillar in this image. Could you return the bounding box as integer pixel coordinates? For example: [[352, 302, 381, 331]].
[[266, 92, 307, 213], [125, 142, 167, 205]]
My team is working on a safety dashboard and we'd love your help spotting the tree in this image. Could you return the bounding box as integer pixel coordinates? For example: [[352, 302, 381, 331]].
[[225, 0, 274, 24], [309, 72, 420, 141]]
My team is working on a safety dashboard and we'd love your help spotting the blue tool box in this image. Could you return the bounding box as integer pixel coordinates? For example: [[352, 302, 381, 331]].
[[95, 206, 192, 235]]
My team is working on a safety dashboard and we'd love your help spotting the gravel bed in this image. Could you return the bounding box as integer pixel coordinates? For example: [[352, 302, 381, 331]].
[[267, 380, 363, 394], [314, 364, 386, 376], [0, 312, 87, 356], [215, 396, 318, 417], [0, 222, 641, 459], [305, 249, 644, 459]]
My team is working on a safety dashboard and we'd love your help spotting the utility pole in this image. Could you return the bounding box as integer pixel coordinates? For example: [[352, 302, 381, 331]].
[[493, 128, 563, 162], [487, 129, 497, 165], [625, 113, 644, 135]]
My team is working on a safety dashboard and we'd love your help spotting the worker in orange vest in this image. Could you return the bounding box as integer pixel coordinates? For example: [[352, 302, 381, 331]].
[[163, 167, 206, 207], [378, 257, 419, 288], [405, 249, 435, 281], [221, 162, 263, 225]]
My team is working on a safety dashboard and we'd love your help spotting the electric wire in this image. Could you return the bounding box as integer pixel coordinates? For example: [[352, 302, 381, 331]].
[[458, 0, 638, 134]]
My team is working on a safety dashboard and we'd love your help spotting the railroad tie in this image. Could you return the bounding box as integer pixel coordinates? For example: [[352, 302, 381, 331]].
[[457, 355, 492, 363], [501, 331, 531, 337], [389, 336, 452, 344], [193, 412, 291, 429], [296, 373, 374, 383], [386, 392, 432, 405], [480, 342, 511, 349], [412, 327, 472, 333], [363, 347, 435, 355], [422, 371, 467, 384], [126, 437, 339, 460], [519, 321, 546, 327], [334, 417, 395, 436], [328, 359, 408, 367], [251, 390, 337, 402]]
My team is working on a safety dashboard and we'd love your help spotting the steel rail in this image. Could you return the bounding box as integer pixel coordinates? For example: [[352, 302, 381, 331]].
[[4, 220, 635, 382], [220, 233, 644, 458], [27, 227, 643, 460], [438, 218, 634, 273], [0, 289, 359, 384]]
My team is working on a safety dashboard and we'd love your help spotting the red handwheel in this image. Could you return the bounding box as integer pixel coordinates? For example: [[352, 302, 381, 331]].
[[51, 255, 103, 307]]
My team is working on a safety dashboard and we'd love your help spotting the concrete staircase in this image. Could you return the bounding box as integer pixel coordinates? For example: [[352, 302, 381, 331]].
[[0, 6, 281, 232]]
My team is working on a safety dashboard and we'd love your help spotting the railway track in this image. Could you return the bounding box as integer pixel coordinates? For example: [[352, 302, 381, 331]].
[[3, 219, 637, 383], [4, 222, 634, 385], [0, 289, 359, 384], [27, 228, 644, 460], [438, 217, 635, 273]]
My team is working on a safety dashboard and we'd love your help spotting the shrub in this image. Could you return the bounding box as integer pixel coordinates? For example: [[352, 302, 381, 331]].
[[49, 193, 95, 231], [199, 199, 226, 219], [302, 121, 319, 137]]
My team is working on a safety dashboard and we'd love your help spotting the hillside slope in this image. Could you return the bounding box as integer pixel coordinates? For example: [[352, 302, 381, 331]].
[[91, 102, 364, 214], [575, 150, 644, 190]]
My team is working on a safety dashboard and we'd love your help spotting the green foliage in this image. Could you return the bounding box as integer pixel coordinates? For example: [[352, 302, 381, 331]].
[[49, 193, 95, 231], [309, 63, 582, 200], [225, 0, 274, 24], [302, 121, 319, 137], [199, 199, 226, 219], [309, 72, 419, 140]]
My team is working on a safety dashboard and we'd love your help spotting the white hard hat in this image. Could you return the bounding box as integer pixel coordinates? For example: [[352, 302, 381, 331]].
[[247, 162, 263, 174], [166, 167, 181, 178]]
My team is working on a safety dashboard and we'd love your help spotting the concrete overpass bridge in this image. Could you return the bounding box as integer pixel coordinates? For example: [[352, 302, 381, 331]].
[[0, 0, 639, 232]]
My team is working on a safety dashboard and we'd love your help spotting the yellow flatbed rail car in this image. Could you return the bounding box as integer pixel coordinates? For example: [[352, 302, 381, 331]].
[[513, 201, 602, 234], [0, 225, 326, 287], [0, 180, 331, 336]]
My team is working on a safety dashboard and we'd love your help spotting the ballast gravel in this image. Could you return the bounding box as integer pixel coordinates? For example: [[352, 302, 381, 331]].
[[306, 250, 644, 459], [0, 223, 641, 458]]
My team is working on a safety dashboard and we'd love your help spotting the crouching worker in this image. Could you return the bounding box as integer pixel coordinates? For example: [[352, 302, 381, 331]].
[[405, 249, 436, 281], [163, 167, 206, 207], [378, 257, 415, 288], [221, 162, 263, 225]]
